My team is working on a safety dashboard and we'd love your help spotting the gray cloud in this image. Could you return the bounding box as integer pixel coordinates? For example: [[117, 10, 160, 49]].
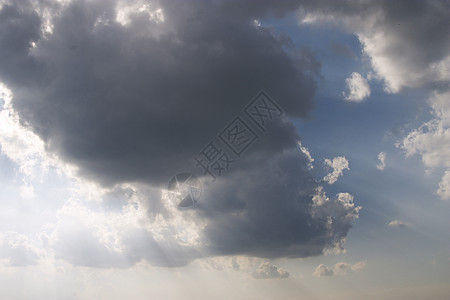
[[0, 0, 317, 187], [195, 147, 359, 259], [298, 0, 450, 92], [0, 0, 363, 267]]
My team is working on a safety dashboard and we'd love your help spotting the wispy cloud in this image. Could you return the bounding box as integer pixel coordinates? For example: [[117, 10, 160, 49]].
[[388, 220, 412, 228]]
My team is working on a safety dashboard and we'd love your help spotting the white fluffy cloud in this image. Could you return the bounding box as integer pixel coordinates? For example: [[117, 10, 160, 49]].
[[298, 141, 314, 170], [400, 91, 450, 200], [343, 72, 370, 102], [0, 83, 51, 183], [297, 1, 450, 202], [438, 170, 450, 200], [323, 156, 349, 184], [377, 152, 386, 170]]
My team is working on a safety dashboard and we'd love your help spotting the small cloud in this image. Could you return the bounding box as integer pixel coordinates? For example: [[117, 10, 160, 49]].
[[350, 261, 367, 272], [388, 220, 412, 228], [343, 72, 370, 102], [298, 141, 314, 169], [438, 170, 450, 200], [252, 262, 290, 279], [323, 156, 349, 184], [314, 261, 366, 278], [313, 264, 334, 277], [377, 152, 386, 170]]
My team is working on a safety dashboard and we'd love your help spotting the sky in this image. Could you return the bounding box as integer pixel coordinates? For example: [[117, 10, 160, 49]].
[[0, 0, 449, 299]]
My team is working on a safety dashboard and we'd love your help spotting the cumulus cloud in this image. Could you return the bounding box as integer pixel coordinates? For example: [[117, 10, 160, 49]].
[[0, 0, 362, 268], [0, 83, 51, 185], [311, 188, 361, 254], [51, 186, 207, 268], [314, 261, 366, 278], [438, 170, 450, 200], [47, 155, 361, 268], [252, 262, 289, 279], [296, 1, 450, 201], [323, 156, 349, 184], [343, 72, 370, 102], [388, 220, 412, 228], [400, 91, 450, 200], [298, 0, 450, 93], [334, 261, 366, 274], [313, 264, 334, 277], [377, 152, 386, 170], [0, 0, 317, 187]]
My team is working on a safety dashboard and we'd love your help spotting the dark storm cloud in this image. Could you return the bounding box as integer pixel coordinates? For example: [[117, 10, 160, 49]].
[[0, 0, 316, 186], [0, 0, 42, 86], [0, 0, 362, 267], [198, 147, 333, 258]]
